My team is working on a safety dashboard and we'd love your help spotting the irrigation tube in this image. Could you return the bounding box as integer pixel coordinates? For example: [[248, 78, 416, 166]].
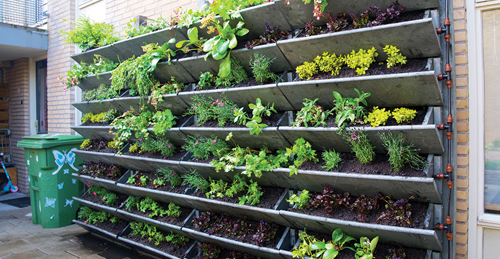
[[435, 0, 454, 257]]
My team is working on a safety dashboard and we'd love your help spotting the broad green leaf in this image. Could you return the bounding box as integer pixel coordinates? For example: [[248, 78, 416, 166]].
[[248, 104, 256, 109], [229, 34, 237, 49], [236, 28, 249, 36], [370, 236, 379, 251], [332, 229, 343, 243], [175, 40, 187, 48], [311, 242, 326, 250], [215, 40, 230, 56], [236, 21, 245, 30], [188, 27, 198, 41], [332, 91, 342, 101], [218, 54, 231, 78], [203, 37, 215, 52], [323, 249, 338, 259], [212, 49, 227, 60], [325, 243, 334, 250], [168, 38, 176, 44]]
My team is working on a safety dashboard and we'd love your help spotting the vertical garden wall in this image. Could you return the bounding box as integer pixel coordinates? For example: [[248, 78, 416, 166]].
[[65, 0, 456, 258]]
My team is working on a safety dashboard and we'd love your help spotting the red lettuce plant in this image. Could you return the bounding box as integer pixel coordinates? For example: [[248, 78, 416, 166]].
[[245, 23, 290, 49]]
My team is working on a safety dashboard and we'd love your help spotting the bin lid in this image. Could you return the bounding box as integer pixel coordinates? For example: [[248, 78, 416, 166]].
[[17, 134, 84, 149]]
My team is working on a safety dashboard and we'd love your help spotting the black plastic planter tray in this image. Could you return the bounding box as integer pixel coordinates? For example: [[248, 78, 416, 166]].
[[273, 154, 440, 204], [118, 224, 197, 259], [77, 71, 112, 91], [279, 203, 440, 251], [73, 149, 117, 165], [73, 219, 122, 239], [179, 113, 292, 150], [278, 107, 445, 155], [276, 0, 440, 29], [71, 126, 187, 146], [70, 27, 187, 65], [278, 10, 440, 68], [182, 213, 295, 259], [178, 80, 295, 113], [277, 58, 442, 109], [115, 207, 193, 236]]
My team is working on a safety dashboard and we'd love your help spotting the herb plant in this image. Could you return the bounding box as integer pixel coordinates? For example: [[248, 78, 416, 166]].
[[331, 89, 371, 128], [124, 196, 140, 211], [392, 108, 417, 123], [355, 236, 379, 259], [133, 136, 176, 157], [245, 23, 290, 49], [182, 169, 209, 192], [206, 178, 228, 199], [340, 130, 375, 164], [286, 138, 319, 176], [157, 168, 183, 188], [198, 72, 215, 90], [322, 149, 342, 171], [225, 174, 248, 197], [249, 53, 279, 83], [310, 229, 356, 259], [293, 98, 330, 128], [130, 222, 189, 246], [384, 45, 407, 68], [82, 84, 116, 102], [182, 136, 230, 159], [238, 180, 263, 206], [314, 52, 344, 76], [364, 106, 391, 127], [344, 47, 379, 76], [59, 15, 120, 51], [214, 57, 249, 87], [287, 190, 311, 210], [184, 95, 239, 127], [233, 98, 277, 135], [378, 130, 428, 172], [123, 16, 172, 38], [296, 61, 319, 80], [149, 77, 186, 109]]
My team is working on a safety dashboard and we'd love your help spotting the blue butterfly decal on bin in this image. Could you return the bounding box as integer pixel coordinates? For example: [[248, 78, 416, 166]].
[[45, 197, 56, 208], [52, 148, 78, 175], [57, 182, 64, 190]]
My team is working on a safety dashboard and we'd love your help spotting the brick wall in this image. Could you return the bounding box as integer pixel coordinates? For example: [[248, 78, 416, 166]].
[[3, 58, 31, 193], [47, 0, 76, 135], [453, 0, 469, 257]]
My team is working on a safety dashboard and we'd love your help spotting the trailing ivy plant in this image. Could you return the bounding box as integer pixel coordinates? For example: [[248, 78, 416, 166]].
[[59, 15, 120, 51]]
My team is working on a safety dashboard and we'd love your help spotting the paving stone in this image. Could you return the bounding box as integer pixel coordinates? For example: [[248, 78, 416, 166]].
[[37, 241, 81, 255], [0, 231, 35, 242], [24, 234, 66, 245], [1, 248, 47, 259], [51, 225, 88, 237], [0, 240, 36, 253], [45, 253, 80, 259], [82, 255, 107, 259], [66, 246, 101, 257], [0, 248, 13, 258]]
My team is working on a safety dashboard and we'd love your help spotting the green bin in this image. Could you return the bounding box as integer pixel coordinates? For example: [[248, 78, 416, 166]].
[[18, 134, 85, 228]]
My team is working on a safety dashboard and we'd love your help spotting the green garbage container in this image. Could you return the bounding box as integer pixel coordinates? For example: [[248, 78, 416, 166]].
[[18, 134, 85, 228]]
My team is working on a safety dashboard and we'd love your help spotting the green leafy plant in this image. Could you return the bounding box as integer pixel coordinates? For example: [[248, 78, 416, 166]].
[[287, 190, 311, 209], [322, 149, 342, 171], [378, 130, 428, 172], [354, 236, 379, 259], [233, 98, 277, 135], [286, 138, 319, 176], [128, 144, 139, 153], [124, 196, 139, 211], [340, 130, 375, 164], [249, 53, 279, 83], [364, 106, 391, 127], [139, 175, 149, 187], [238, 180, 263, 206], [184, 95, 239, 127], [314, 52, 344, 76], [149, 77, 186, 109], [201, 17, 249, 78], [60, 55, 118, 90], [225, 174, 248, 197], [206, 178, 228, 199], [80, 139, 92, 149], [292, 98, 330, 128], [123, 16, 172, 38], [59, 15, 120, 51], [82, 84, 116, 102], [157, 168, 183, 188], [311, 229, 356, 259], [384, 45, 407, 68], [291, 230, 318, 259], [127, 175, 136, 184], [134, 136, 176, 157], [296, 61, 319, 80], [176, 27, 206, 53], [391, 108, 417, 123], [214, 57, 249, 87], [182, 136, 230, 159], [152, 109, 177, 136], [344, 47, 378, 76], [198, 72, 215, 90], [331, 89, 371, 128], [206, 0, 269, 20], [182, 169, 210, 192]]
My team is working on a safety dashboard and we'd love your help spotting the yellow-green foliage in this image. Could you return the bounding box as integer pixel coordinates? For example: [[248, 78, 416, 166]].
[[392, 108, 417, 123], [296, 61, 319, 80], [129, 144, 139, 153], [364, 106, 390, 127], [344, 47, 378, 76], [314, 52, 344, 76], [91, 112, 106, 123], [81, 113, 93, 123], [107, 140, 121, 150], [384, 45, 407, 68], [80, 139, 92, 149]]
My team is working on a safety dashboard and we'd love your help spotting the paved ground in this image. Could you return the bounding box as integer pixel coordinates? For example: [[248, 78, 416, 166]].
[[0, 192, 144, 259]]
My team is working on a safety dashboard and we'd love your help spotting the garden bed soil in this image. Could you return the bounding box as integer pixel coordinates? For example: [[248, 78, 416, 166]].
[[192, 77, 277, 92], [297, 230, 426, 259], [192, 248, 258, 259], [78, 167, 126, 181], [186, 156, 218, 164], [295, 10, 426, 39], [193, 214, 285, 249], [192, 112, 284, 128], [93, 220, 128, 235], [298, 153, 427, 177], [190, 186, 285, 209], [123, 150, 187, 161], [290, 197, 429, 229], [296, 58, 429, 81], [119, 202, 192, 226], [126, 171, 188, 194], [81, 191, 129, 209], [124, 233, 195, 258]]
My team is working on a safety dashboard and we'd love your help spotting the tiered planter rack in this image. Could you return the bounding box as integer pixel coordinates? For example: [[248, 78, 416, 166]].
[[70, 0, 455, 257]]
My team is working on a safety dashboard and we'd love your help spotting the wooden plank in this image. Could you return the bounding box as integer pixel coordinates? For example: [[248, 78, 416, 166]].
[[0, 112, 9, 121], [0, 123, 10, 129], [0, 101, 8, 110]]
